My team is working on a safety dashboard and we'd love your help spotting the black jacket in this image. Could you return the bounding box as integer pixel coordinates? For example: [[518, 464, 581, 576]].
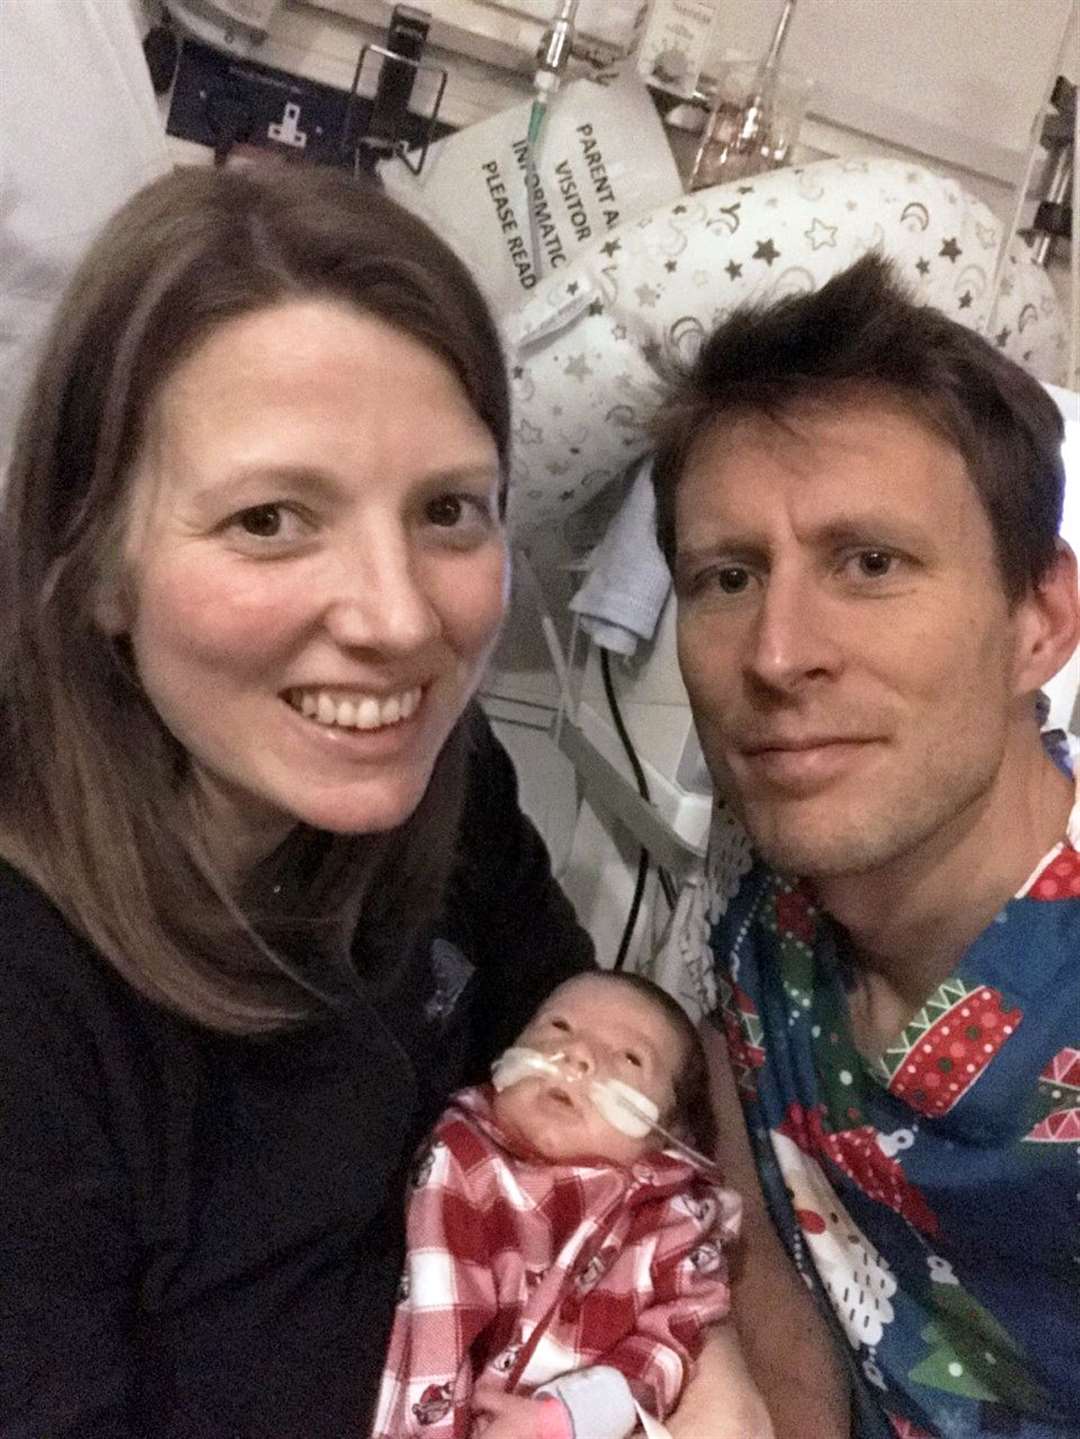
[[0, 717, 593, 1438]]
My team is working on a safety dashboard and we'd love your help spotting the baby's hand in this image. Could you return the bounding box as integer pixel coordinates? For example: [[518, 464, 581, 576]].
[[471, 1389, 558, 1439]]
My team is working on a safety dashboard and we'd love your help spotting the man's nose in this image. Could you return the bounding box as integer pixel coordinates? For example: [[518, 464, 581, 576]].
[[745, 567, 842, 693], [321, 529, 441, 654]]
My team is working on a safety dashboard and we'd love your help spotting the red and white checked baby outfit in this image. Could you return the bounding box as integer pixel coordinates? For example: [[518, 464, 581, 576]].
[[372, 1085, 741, 1437]]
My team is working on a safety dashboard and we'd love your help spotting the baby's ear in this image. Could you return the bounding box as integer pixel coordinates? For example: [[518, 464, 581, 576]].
[[660, 1100, 689, 1142], [679, 1091, 719, 1158]]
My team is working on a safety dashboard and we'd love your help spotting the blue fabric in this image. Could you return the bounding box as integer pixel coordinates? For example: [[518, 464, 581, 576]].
[[569, 458, 671, 657], [709, 859, 1080, 1438], [535, 1365, 638, 1439]]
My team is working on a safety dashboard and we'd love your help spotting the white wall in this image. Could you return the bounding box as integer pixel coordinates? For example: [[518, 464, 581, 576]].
[[706, 0, 1075, 188]]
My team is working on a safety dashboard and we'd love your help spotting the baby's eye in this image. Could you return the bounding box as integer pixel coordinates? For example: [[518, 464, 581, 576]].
[[548, 1017, 571, 1033]]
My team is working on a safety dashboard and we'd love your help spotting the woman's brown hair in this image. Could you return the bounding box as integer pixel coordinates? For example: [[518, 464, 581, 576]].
[[0, 163, 510, 1033]]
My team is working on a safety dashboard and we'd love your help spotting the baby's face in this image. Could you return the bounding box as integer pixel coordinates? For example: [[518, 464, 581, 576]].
[[491, 974, 687, 1166]]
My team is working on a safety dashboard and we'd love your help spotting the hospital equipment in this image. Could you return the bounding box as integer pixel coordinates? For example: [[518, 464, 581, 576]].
[[159, 0, 286, 58], [344, 6, 446, 175], [490, 1045, 659, 1140], [1028, 76, 1075, 270], [689, 0, 805, 188]]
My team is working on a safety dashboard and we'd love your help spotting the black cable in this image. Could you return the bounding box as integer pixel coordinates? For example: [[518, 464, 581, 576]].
[[658, 862, 678, 909], [613, 848, 649, 972], [600, 648, 650, 800], [598, 649, 678, 909], [600, 650, 678, 969]]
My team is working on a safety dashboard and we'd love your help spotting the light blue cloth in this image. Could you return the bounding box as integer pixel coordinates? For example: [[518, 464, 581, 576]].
[[569, 459, 672, 657], [535, 1364, 638, 1439]]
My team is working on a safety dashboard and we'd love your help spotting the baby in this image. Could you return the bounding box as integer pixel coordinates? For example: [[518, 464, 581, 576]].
[[373, 971, 771, 1439]]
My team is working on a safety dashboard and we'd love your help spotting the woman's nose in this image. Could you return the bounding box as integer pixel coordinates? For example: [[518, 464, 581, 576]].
[[322, 531, 441, 654]]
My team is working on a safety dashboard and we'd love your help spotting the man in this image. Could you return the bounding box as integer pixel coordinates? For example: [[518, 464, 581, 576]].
[[651, 254, 1080, 1439]]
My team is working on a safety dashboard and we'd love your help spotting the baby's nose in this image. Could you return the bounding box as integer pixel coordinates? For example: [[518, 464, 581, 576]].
[[561, 1041, 597, 1077]]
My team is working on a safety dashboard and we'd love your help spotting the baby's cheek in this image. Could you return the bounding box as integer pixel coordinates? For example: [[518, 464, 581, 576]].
[[490, 1085, 519, 1134]]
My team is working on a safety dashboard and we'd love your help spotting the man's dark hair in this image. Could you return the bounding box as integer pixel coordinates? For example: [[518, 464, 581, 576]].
[[599, 971, 718, 1157], [651, 252, 1065, 603]]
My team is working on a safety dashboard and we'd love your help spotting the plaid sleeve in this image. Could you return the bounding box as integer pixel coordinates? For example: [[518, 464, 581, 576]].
[[372, 1116, 500, 1437], [602, 1182, 738, 1420]]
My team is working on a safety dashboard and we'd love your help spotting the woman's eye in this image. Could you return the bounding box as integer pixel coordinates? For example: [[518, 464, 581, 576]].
[[228, 503, 309, 544], [423, 492, 497, 536], [225, 497, 312, 541], [237, 504, 285, 537], [426, 493, 494, 528]]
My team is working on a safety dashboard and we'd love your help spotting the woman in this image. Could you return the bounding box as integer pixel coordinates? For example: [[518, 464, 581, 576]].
[[0, 163, 593, 1438]]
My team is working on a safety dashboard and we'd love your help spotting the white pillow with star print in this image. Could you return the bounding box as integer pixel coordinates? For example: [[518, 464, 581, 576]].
[[502, 155, 1067, 534]]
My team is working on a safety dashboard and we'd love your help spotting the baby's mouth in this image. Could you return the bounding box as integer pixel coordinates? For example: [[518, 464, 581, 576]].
[[543, 1085, 580, 1112]]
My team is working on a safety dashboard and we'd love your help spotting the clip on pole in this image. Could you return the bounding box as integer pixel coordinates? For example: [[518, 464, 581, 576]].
[[341, 6, 448, 178]]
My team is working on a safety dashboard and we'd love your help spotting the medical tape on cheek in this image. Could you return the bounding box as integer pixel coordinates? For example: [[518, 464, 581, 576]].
[[490, 1046, 564, 1092], [491, 1050, 715, 1169], [588, 1077, 659, 1138], [591, 1078, 721, 1172], [491, 1049, 661, 1140]]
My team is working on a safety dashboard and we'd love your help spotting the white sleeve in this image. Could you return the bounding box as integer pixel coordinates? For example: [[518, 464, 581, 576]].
[[0, 0, 169, 470]]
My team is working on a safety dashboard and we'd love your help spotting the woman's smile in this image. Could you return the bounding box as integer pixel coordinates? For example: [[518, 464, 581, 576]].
[[285, 685, 424, 732], [109, 298, 509, 863]]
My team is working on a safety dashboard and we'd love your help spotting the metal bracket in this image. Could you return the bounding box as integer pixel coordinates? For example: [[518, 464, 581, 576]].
[[1026, 74, 1075, 266], [341, 6, 448, 177]]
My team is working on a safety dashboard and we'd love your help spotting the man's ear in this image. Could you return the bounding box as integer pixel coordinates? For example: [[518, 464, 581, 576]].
[[1012, 540, 1080, 696]]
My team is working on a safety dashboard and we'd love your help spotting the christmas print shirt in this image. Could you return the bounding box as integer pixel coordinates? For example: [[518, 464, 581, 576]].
[[702, 762, 1080, 1438]]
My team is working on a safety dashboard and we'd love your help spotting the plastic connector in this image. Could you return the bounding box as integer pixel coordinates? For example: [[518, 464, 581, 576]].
[[206, 84, 254, 166]]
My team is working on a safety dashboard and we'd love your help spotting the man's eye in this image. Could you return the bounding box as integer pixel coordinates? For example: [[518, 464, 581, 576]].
[[854, 550, 895, 578], [427, 495, 465, 527], [237, 504, 285, 537], [716, 566, 750, 594]]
